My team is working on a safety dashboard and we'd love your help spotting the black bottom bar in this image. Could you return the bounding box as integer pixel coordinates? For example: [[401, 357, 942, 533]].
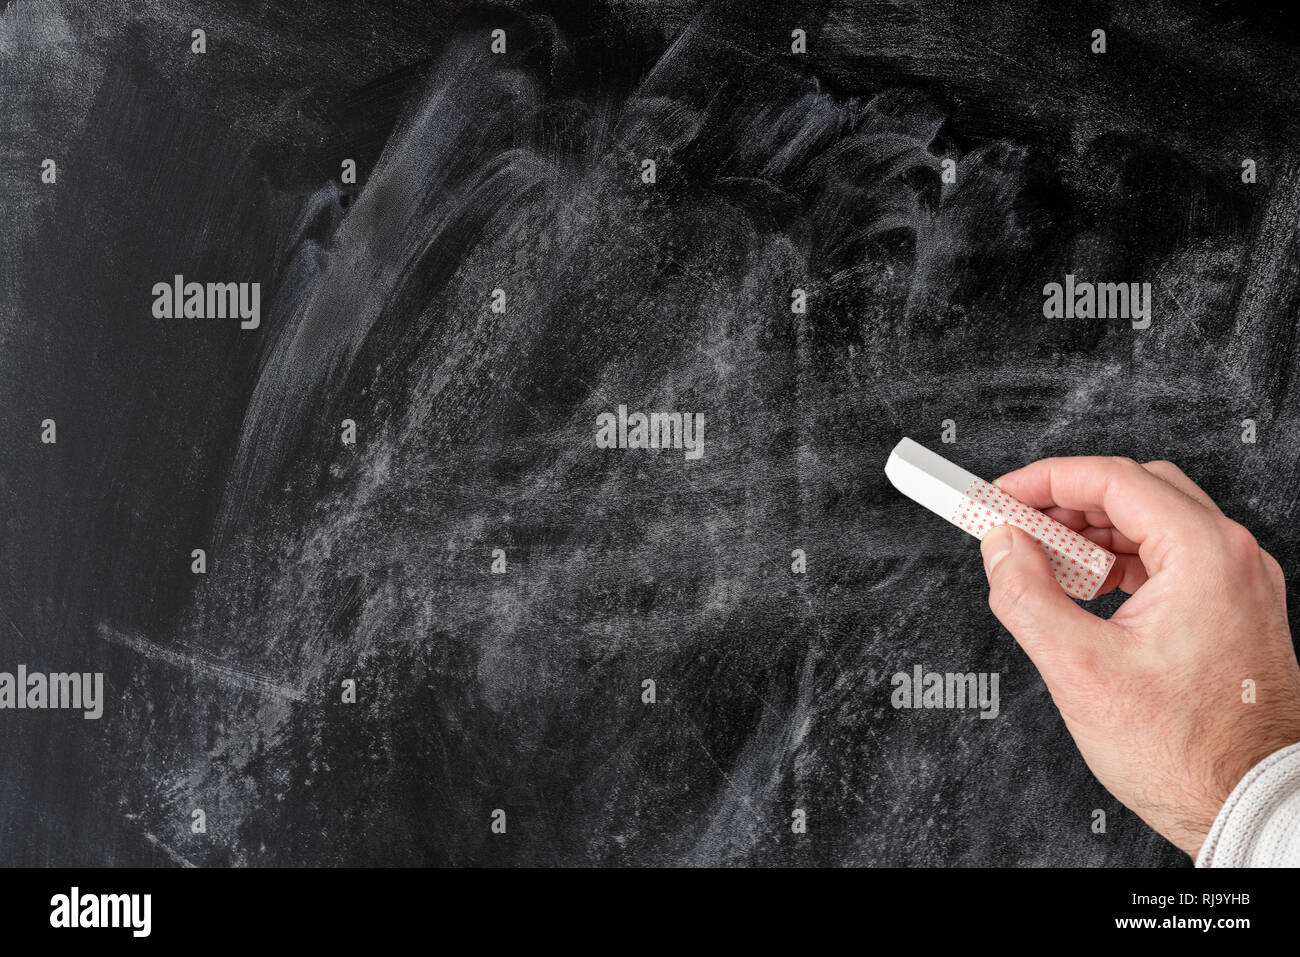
[[0, 866, 1284, 943]]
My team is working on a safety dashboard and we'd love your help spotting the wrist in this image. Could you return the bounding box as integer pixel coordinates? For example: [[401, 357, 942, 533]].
[[1196, 740, 1300, 866]]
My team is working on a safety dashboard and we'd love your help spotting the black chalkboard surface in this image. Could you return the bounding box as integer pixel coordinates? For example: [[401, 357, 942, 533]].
[[1, 0, 1296, 867]]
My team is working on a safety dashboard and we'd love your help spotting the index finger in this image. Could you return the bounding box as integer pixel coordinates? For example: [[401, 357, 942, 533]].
[[994, 456, 1211, 571]]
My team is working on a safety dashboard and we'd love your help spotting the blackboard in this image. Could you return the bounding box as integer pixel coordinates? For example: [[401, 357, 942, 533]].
[[2, 0, 1297, 866]]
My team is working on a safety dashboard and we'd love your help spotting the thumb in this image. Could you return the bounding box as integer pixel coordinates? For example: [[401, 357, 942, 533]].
[[980, 525, 1109, 662]]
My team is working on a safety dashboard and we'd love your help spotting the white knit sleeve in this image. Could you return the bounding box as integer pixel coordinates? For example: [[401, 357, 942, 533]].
[[1196, 741, 1300, 867]]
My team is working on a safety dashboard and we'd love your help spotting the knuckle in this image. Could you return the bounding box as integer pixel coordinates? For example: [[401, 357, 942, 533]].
[[1108, 456, 1145, 483], [989, 572, 1033, 621], [1262, 547, 1284, 575], [1261, 548, 1287, 589], [1218, 519, 1258, 556], [1143, 459, 1180, 477]]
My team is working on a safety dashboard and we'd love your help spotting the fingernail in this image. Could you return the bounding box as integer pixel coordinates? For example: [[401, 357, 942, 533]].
[[981, 525, 1014, 577]]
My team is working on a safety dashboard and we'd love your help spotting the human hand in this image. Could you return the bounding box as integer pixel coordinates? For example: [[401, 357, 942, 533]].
[[979, 456, 1300, 857]]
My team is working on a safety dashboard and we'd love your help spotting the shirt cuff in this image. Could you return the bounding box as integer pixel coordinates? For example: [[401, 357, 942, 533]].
[[1197, 741, 1300, 867]]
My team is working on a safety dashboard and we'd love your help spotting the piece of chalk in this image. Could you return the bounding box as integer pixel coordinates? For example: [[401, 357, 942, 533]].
[[884, 436, 1116, 600]]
